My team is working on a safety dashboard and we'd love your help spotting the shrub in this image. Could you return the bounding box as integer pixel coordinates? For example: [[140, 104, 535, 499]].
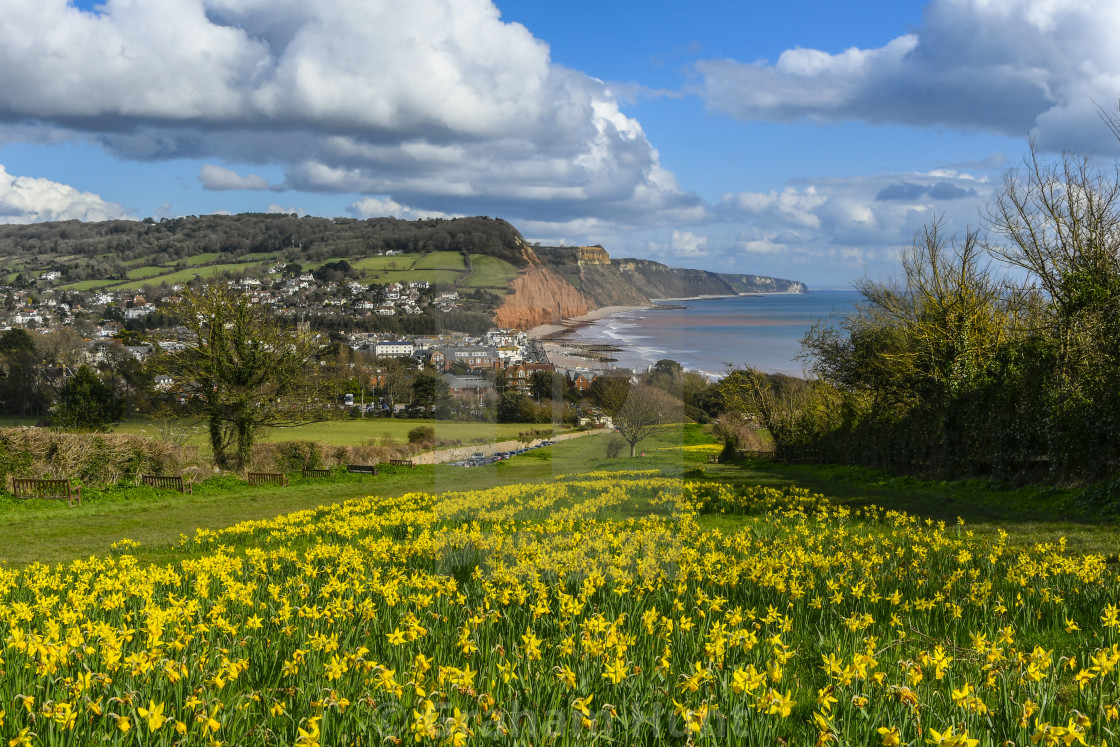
[[605, 436, 625, 459], [408, 425, 436, 446], [0, 427, 190, 489]]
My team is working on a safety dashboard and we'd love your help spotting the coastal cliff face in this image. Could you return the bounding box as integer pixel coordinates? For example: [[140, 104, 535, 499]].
[[494, 266, 591, 329], [496, 244, 808, 329], [717, 273, 807, 294], [610, 259, 738, 299]]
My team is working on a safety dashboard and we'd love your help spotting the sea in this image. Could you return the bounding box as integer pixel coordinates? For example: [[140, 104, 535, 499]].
[[558, 289, 861, 378]]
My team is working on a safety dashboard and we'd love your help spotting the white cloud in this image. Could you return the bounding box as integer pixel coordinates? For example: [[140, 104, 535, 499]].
[[0, 0, 692, 221], [668, 230, 709, 258], [0, 164, 132, 224], [711, 168, 994, 281], [199, 164, 271, 191], [347, 197, 456, 221], [697, 0, 1120, 151]]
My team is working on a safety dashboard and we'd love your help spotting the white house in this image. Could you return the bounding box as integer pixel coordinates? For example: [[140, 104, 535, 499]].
[[374, 340, 415, 357]]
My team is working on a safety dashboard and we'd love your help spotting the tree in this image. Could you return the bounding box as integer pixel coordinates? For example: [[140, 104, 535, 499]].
[[410, 372, 450, 416], [497, 391, 539, 423], [983, 140, 1120, 469], [158, 283, 333, 469], [613, 384, 680, 457], [718, 367, 839, 455], [52, 365, 124, 431], [529, 371, 565, 402], [590, 374, 632, 414], [0, 329, 46, 417]]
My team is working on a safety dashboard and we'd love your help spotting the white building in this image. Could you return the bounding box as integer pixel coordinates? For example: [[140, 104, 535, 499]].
[[374, 340, 414, 357]]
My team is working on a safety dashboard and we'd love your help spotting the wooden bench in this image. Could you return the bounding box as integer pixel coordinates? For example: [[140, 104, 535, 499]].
[[387, 459, 414, 468], [140, 474, 192, 494], [13, 478, 82, 507], [247, 472, 289, 487], [301, 468, 331, 478], [346, 464, 379, 475]]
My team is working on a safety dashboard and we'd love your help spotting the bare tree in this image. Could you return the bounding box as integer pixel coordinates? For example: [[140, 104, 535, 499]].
[[613, 384, 680, 457]]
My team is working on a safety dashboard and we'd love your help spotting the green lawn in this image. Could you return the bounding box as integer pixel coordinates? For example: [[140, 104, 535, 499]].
[[112, 417, 552, 449], [2, 420, 1117, 570], [413, 251, 467, 271], [0, 431, 627, 566], [463, 254, 518, 288], [352, 255, 420, 273]]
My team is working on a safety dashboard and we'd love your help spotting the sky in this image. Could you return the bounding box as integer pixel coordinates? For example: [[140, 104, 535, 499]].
[[1, 0, 1118, 288]]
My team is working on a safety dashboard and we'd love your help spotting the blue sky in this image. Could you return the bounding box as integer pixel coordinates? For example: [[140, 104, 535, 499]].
[[0, 0, 1116, 287]]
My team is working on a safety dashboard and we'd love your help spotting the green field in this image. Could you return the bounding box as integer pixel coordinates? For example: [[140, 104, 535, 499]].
[[239, 252, 277, 262], [107, 262, 266, 289], [125, 265, 166, 280], [184, 252, 222, 266], [464, 254, 518, 288], [3, 423, 1120, 747], [113, 417, 550, 450], [58, 278, 114, 291], [352, 255, 419, 273], [0, 422, 1114, 566], [368, 269, 463, 286], [0, 428, 615, 566], [413, 250, 467, 271]]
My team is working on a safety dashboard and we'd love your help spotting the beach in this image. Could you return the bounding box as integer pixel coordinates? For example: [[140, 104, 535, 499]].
[[526, 305, 651, 371], [525, 304, 652, 340]]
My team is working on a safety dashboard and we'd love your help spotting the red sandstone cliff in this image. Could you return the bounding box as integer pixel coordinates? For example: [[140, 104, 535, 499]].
[[494, 266, 591, 330]]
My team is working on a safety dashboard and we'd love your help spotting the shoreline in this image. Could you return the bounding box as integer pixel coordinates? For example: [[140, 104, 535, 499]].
[[525, 304, 651, 340], [524, 290, 828, 377], [525, 290, 812, 339]]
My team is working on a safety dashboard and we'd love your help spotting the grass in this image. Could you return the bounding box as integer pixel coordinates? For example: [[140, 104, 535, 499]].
[[2, 419, 1118, 567], [106, 262, 266, 289], [184, 252, 222, 266], [125, 265, 166, 280], [352, 255, 420, 273], [0, 431, 630, 566], [692, 457, 1119, 557], [367, 269, 464, 286], [413, 251, 467, 271], [58, 278, 114, 291], [463, 254, 518, 288], [112, 417, 556, 450]]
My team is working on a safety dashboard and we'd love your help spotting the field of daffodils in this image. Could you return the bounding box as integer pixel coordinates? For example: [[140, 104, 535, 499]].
[[1, 468, 1118, 745]]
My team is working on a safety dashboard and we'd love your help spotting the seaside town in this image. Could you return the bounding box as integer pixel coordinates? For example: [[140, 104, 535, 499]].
[[0, 265, 631, 422]]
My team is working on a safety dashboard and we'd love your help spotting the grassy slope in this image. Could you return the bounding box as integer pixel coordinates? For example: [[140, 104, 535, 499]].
[[113, 417, 547, 449], [463, 254, 518, 289], [366, 269, 463, 286], [352, 255, 419, 273], [184, 252, 222, 266], [413, 251, 467, 271], [2, 421, 1116, 567], [0, 430, 635, 566], [107, 262, 267, 290]]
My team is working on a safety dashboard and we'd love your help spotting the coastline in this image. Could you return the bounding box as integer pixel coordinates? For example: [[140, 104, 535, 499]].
[[525, 304, 651, 340], [523, 289, 842, 377]]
